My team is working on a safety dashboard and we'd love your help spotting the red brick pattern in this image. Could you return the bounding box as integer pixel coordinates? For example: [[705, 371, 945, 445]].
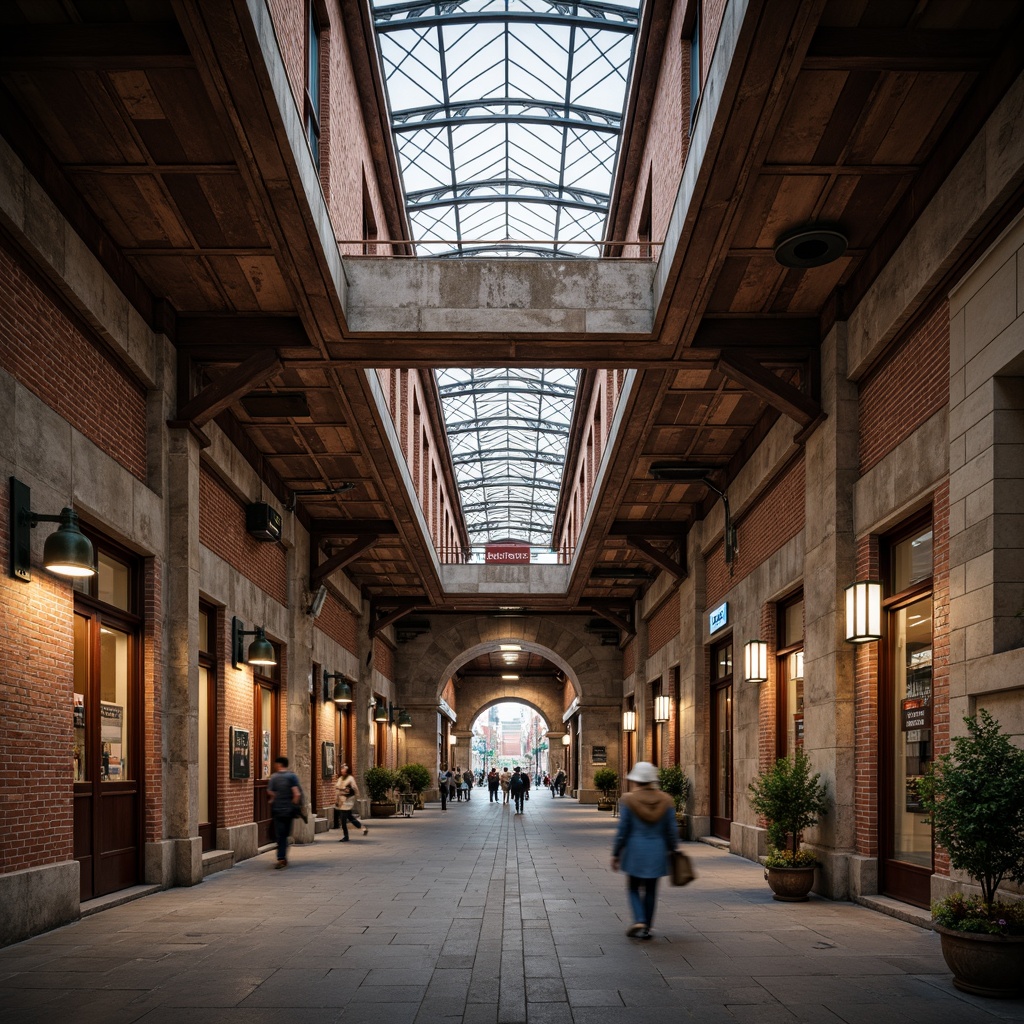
[[315, 593, 358, 654], [853, 535, 880, 857], [648, 591, 680, 655], [374, 637, 393, 682], [931, 482, 951, 877], [142, 557, 163, 843], [706, 455, 806, 606], [859, 301, 949, 473], [198, 468, 288, 606], [757, 602, 779, 772], [0, 243, 147, 481]]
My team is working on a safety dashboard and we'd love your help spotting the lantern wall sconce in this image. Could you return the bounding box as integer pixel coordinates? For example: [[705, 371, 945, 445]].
[[373, 697, 389, 723], [622, 710, 637, 732], [845, 580, 882, 643], [231, 616, 276, 667], [743, 639, 768, 683], [788, 650, 805, 681], [396, 708, 413, 728], [323, 670, 353, 704], [654, 695, 671, 722], [561, 732, 571, 746], [448, 732, 458, 744], [9, 477, 96, 582]]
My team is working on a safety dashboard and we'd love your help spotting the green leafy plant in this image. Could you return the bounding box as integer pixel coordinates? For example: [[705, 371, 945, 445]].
[[365, 765, 396, 803], [658, 765, 690, 812], [397, 762, 432, 795], [593, 767, 618, 797], [918, 709, 1024, 932], [748, 748, 828, 865]]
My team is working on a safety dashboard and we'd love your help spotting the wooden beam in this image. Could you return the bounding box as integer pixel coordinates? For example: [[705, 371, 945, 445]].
[[371, 599, 426, 637], [691, 317, 819, 350], [716, 353, 821, 427], [311, 536, 379, 586], [805, 28, 1000, 71], [583, 604, 635, 640], [310, 518, 399, 538], [608, 520, 690, 537], [177, 316, 312, 353], [626, 536, 686, 579], [0, 24, 192, 69], [174, 348, 281, 427]]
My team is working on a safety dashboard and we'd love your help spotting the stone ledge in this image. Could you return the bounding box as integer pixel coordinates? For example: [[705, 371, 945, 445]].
[[0, 861, 80, 947], [854, 894, 933, 929], [201, 850, 234, 878], [81, 883, 162, 919]]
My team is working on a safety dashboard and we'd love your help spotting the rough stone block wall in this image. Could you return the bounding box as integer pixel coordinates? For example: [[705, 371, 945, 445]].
[[198, 467, 288, 606], [859, 300, 949, 474], [0, 502, 75, 872], [706, 454, 806, 606], [316, 593, 358, 654], [648, 591, 680, 655], [0, 243, 147, 481]]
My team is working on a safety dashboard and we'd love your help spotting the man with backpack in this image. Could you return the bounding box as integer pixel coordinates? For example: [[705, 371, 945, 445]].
[[509, 766, 526, 813]]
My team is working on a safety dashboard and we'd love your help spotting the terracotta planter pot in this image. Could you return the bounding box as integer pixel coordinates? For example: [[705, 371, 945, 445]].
[[934, 924, 1024, 998], [370, 802, 396, 818], [764, 864, 816, 902], [597, 798, 615, 812]]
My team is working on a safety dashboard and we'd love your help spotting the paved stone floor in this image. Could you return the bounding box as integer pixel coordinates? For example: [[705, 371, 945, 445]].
[[2, 794, 1022, 1024]]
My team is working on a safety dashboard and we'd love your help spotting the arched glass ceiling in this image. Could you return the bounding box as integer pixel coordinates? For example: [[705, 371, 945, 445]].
[[435, 368, 578, 544], [372, 0, 640, 257], [372, 0, 638, 545]]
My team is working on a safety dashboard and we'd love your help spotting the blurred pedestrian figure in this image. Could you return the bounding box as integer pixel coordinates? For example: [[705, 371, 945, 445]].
[[500, 767, 512, 804], [510, 766, 526, 813], [611, 761, 679, 939], [438, 767, 449, 811], [448, 769, 457, 803], [334, 763, 369, 841], [554, 768, 566, 797], [268, 756, 301, 868], [455, 766, 464, 801], [463, 767, 474, 800], [488, 768, 500, 801]]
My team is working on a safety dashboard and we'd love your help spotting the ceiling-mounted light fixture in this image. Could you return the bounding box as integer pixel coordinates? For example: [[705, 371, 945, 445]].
[[654, 695, 671, 722], [743, 640, 768, 683], [9, 478, 96, 582], [231, 617, 276, 668], [845, 580, 882, 643], [773, 224, 848, 269], [499, 644, 522, 651]]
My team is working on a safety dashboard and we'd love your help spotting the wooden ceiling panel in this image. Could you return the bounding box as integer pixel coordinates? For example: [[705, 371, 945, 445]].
[[162, 174, 267, 248], [786, 256, 851, 311], [643, 426, 700, 456], [142, 68, 236, 162], [767, 70, 852, 165], [133, 253, 224, 307], [730, 254, 789, 313], [204, 254, 292, 312], [247, 426, 305, 453], [669, 369, 715, 390]]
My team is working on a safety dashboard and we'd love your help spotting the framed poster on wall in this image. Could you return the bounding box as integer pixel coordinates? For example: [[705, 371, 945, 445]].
[[229, 726, 250, 779], [591, 745, 607, 764], [322, 741, 335, 779]]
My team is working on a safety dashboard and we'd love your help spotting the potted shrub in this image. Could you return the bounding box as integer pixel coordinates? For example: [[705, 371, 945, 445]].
[[918, 709, 1024, 997], [397, 762, 432, 809], [659, 764, 690, 835], [748, 748, 828, 901], [365, 765, 397, 818], [594, 767, 618, 811]]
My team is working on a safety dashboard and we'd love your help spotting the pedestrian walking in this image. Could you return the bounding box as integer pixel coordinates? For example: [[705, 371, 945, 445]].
[[448, 769, 457, 803], [438, 767, 448, 811], [523, 770, 531, 801], [334, 763, 369, 841], [611, 761, 679, 939], [488, 767, 500, 801], [509, 766, 526, 813], [267, 756, 301, 868], [500, 767, 512, 804], [454, 766, 464, 801], [554, 768, 566, 797], [463, 767, 474, 800]]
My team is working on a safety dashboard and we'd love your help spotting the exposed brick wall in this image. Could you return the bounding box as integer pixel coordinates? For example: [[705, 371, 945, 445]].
[[859, 300, 949, 473], [853, 534, 880, 857], [315, 592, 358, 654], [757, 601, 779, 772], [217, 608, 256, 829], [0, 481, 76, 872], [198, 468, 288, 606], [648, 591, 680, 655], [0, 243, 147, 481], [374, 637, 394, 682], [931, 482, 951, 877], [142, 557, 163, 843], [706, 454, 805, 606]]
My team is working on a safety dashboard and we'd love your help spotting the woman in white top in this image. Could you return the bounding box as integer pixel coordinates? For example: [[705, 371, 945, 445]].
[[334, 764, 369, 841]]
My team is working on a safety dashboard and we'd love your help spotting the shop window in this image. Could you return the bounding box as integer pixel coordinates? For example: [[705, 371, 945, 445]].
[[305, 1, 322, 166], [776, 593, 804, 757]]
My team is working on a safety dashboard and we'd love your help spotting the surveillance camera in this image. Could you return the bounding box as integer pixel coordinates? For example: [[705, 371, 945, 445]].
[[307, 584, 328, 618]]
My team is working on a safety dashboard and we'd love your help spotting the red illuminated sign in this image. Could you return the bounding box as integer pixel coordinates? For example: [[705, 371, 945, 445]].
[[485, 543, 531, 564]]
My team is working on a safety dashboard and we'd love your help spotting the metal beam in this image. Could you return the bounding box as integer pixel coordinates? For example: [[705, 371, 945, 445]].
[[173, 349, 281, 428], [311, 535, 380, 586], [371, 598, 426, 637], [716, 353, 821, 428], [0, 24, 191, 68], [309, 519, 399, 537], [691, 317, 819, 350], [626, 536, 686, 580]]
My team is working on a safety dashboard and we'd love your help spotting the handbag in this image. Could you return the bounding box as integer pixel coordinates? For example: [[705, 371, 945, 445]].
[[670, 849, 696, 886]]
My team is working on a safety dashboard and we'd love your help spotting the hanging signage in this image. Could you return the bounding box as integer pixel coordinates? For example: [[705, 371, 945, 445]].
[[901, 698, 931, 732], [709, 601, 729, 634], [485, 542, 531, 564]]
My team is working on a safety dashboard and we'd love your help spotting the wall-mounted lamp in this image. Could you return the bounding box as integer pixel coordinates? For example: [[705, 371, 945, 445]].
[[373, 698, 389, 723], [648, 465, 736, 574], [788, 650, 804, 681], [654, 694, 671, 722], [323, 670, 353, 704], [743, 639, 768, 683], [448, 732, 458, 745], [561, 732, 571, 746], [845, 580, 882, 643], [231, 616, 277, 667], [622, 710, 637, 732], [9, 478, 96, 582], [396, 708, 413, 728]]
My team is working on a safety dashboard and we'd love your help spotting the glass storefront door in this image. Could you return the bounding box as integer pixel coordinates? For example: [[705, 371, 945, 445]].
[[711, 641, 733, 840]]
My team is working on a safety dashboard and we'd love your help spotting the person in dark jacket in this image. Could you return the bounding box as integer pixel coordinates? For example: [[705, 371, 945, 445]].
[[611, 761, 679, 939], [268, 756, 301, 869], [509, 767, 526, 813], [463, 768, 474, 800], [487, 768, 500, 801]]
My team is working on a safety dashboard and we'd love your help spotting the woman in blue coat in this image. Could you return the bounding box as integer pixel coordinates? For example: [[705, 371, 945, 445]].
[[611, 761, 680, 939]]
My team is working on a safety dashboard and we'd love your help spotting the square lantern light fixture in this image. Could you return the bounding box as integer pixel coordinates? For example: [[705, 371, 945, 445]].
[[788, 650, 805, 681], [743, 640, 768, 683], [845, 580, 882, 643], [654, 695, 671, 722], [622, 710, 637, 732]]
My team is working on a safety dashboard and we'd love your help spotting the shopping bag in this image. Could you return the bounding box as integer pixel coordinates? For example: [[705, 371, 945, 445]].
[[670, 849, 696, 886]]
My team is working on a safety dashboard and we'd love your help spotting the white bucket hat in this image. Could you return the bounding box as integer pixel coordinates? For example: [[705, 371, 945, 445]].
[[626, 761, 659, 784]]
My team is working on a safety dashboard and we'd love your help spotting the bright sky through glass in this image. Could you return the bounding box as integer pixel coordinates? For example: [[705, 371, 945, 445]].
[[372, 0, 639, 544]]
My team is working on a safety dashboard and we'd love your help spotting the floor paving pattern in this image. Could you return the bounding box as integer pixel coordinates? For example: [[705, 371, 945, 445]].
[[1, 795, 1021, 1023]]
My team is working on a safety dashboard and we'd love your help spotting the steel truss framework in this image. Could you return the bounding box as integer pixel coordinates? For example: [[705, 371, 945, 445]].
[[372, 0, 638, 543], [434, 368, 579, 544]]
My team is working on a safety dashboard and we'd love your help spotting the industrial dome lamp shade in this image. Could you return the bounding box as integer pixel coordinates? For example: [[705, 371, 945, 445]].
[[231, 616, 277, 667], [845, 580, 882, 643], [323, 670, 353, 704], [397, 708, 413, 728], [10, 478, 96, 582], [773, 225, 848, 268], [373, 698, 389, 723], [246, 628, 276, 666]]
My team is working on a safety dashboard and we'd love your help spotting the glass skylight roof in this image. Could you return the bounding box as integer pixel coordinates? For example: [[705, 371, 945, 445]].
[[373, 0, 640, 258], [372, 0, 638, 545], [435, 368, 579, 544]]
